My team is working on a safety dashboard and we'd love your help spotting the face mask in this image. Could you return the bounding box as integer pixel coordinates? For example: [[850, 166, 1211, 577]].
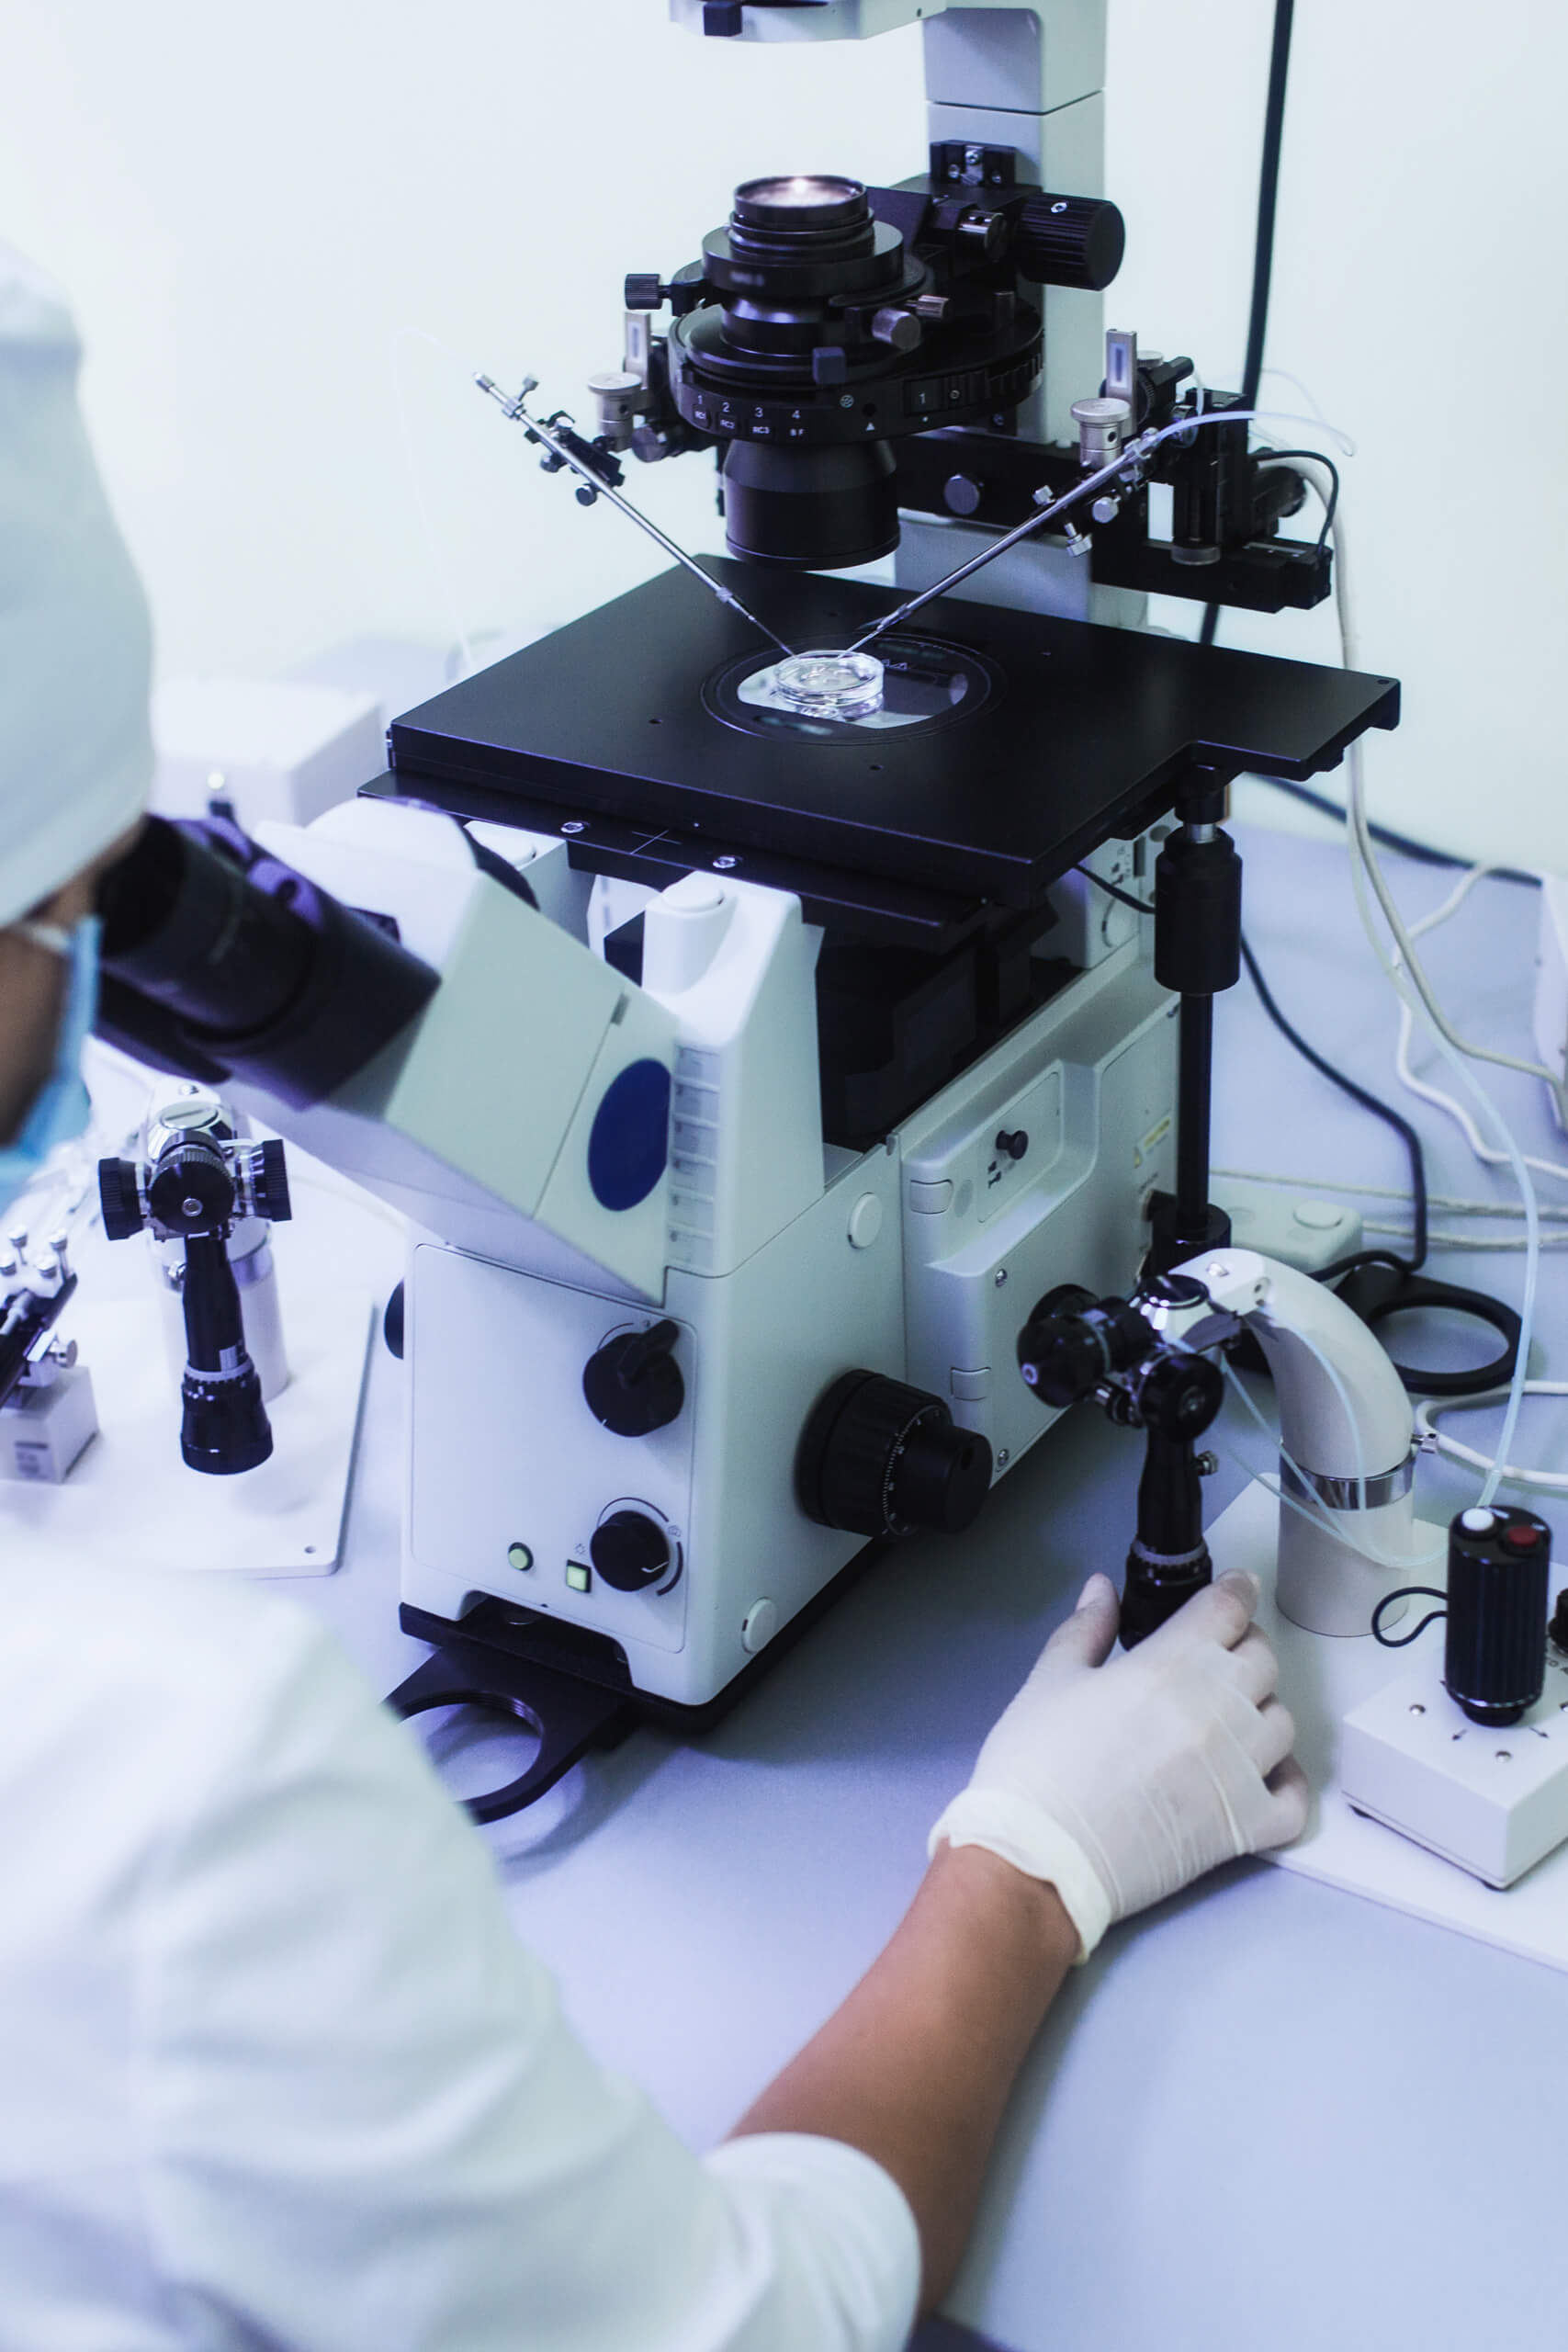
[[0, 913, 101, 1223]]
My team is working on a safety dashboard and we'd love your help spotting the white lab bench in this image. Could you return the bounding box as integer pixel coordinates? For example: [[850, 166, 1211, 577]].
[[36, 807, 1568, 2352]]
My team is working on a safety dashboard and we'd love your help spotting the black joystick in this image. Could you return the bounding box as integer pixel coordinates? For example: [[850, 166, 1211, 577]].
[[1444, 1506, 1551, 1726], [591, 1509, 674, 1592], [98, 1121, 291, 1477], [582, 1319, 685, 1437], [796, 1371, 993, 1540]]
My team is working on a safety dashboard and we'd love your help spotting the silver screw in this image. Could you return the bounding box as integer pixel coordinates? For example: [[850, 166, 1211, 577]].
[[714, 854, 739, 870], [1495, 1750, 1513, 1763], [1408, 1702, 1427, 1715], [994, 1268, 1008, 1287], [997, 1448, 1010, 1466], [561, 820, 586, 835], [182, 1197, 203, 1219], [1194, 1450, 1219, 1477]]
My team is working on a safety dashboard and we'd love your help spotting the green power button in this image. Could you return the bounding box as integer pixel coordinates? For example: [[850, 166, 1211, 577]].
[[507, 1543, 534, 1574]]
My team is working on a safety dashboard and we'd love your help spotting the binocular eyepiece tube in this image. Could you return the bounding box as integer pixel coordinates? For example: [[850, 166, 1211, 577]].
[[95, 815, 439, 1111]]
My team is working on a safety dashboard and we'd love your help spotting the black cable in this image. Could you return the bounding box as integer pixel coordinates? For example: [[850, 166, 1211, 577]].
[[1076, 865, 1153, 915], [1256, 447, 1338, 552], [1372, 1587, 1448, 1647], [1200, 0, 1295, 650], [1240, 930, 1427, 1272]]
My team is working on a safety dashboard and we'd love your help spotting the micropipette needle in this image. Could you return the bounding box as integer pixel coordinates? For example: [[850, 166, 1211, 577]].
[[477, 375, 795, 660]]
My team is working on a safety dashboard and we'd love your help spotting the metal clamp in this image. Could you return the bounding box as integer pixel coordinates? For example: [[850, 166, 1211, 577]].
[[1280, 1451, 1416, 1515]]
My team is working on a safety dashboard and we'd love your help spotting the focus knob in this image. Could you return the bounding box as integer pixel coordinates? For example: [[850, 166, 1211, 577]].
[[796, 1371, 993, 1539], [1013, 193, 1126, 292], [582, 1319, 685, 1438], [591, 1509, 672, 1592]]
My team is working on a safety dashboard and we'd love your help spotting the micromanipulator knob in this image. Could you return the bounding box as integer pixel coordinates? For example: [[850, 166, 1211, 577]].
[[1013, 192, 1126, 293]]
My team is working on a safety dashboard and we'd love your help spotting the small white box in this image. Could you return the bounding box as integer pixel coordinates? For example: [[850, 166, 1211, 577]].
[[1341, 1647, 1568, 1888], [0, 1362, 98, 1484], [151, 679, 384, 831]]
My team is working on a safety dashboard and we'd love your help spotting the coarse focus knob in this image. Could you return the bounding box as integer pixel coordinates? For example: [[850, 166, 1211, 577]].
[[590, 1509, 672, 1592], [97, 1157, 144, 1243], [1013, 193, 1126, 292], [582, 1319, 686, 1438], [796, 1371, 993, 1539], [1444, 1505, 1551, 1726]]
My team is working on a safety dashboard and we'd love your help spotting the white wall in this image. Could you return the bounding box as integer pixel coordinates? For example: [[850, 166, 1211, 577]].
[[2, 2, 1564, 865]]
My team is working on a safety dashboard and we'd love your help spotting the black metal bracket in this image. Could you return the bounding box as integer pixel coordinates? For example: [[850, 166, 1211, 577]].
[[387, 1639, 637, 1823]]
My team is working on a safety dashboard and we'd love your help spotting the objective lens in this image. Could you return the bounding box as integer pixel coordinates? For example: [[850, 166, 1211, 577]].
[[739, 175, 860, 209], [773, 650, 886, 720]]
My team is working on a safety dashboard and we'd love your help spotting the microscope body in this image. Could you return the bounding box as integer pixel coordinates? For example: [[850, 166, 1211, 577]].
[[249, 796, 1176, 1713]]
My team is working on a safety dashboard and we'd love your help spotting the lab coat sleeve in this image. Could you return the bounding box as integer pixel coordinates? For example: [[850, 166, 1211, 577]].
[[135, 1600, 920, 2352]]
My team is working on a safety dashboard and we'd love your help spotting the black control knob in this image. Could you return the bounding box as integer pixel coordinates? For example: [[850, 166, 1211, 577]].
[[1444, 1506, 1551, 1727], [1017, 1285, 1153, 1411], [591, 1508, 673, 1592], [250, 1136, 292, 1224], [796, 1372, 993, 1539], [582, 1319, 685, 1438], [1013, 193, 1126, 292], [146, 1139, 234, 1235], [1552, 1586, 1568, 1653], [97, 1157, 144, 1243]]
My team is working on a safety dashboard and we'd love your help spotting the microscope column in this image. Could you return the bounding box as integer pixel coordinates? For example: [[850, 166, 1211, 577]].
[[1149, 777, 1242, 1272]]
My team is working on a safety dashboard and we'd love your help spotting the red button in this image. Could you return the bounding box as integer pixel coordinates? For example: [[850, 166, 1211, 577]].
[[1503, 1521, 1543, 1551]]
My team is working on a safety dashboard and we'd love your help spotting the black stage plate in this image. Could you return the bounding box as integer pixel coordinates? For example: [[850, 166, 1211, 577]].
[[389, 561, 1399, 908]]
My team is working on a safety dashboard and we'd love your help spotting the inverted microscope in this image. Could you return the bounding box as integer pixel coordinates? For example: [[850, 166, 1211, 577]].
[[78, 0, 1450, 1825]]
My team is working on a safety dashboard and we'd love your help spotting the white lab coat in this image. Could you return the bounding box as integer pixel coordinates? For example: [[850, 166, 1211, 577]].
[[0, 1564, 919, 2349]]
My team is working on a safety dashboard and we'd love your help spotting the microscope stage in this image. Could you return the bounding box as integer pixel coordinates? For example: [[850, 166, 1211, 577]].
[[388, 562, 1398, 908]]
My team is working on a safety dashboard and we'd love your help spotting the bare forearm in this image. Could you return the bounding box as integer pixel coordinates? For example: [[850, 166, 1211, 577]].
[[729, 1844, 1077, 2312]]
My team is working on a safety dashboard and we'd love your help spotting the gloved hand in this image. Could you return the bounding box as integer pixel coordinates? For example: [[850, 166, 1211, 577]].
[[930, 1570, 1309, 1960]]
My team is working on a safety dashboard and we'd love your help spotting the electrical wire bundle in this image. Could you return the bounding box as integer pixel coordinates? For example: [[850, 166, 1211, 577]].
[[1079, 0, 1564, 1511]]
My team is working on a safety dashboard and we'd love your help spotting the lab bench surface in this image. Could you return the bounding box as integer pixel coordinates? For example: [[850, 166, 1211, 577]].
[[220, 822, 1568, 2352]]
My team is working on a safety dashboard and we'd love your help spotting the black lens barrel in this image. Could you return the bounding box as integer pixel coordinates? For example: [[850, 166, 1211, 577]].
[[96, 817, 438, 1110]]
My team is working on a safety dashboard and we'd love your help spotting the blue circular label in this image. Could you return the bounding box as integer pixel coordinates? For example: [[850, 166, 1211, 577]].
[[587, 1058, 672, 1212]]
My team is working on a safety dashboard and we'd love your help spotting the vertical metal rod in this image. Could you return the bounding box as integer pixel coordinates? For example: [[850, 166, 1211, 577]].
[[1176, 993, 1214, 1234]]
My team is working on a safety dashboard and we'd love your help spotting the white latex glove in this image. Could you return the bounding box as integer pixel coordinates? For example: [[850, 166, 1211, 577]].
[[930, 1570, 1309, 1960]]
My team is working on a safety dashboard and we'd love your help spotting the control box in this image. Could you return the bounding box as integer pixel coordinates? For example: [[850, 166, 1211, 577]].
[[1342, 1644, 1568, 1889]]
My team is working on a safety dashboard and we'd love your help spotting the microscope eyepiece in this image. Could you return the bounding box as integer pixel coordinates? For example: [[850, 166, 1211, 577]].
[[96, 815, 439, 1109]]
